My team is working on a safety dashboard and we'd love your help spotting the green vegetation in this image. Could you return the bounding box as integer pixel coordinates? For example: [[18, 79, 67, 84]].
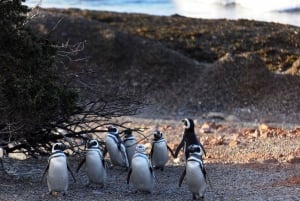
[[0, 0, 79, 152]]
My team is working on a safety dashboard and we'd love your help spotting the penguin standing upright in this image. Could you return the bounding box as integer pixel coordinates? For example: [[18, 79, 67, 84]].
[[105, 125, 129, 169], [179, 144, 207, 201], [127, 144, 155, 193], [42, 143, 76, 195], [174, 118, 206, 160], [76, 139, 106, 187], [123, 128, 136, 166], [150, 130, 170, 171]]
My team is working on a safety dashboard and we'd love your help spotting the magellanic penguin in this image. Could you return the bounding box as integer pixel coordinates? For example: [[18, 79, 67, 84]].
[[127, 144, 155, 193], [76, 139, 106, 187], [41, 143, 76, 196], [105, 125, 129, 169], [179, 144, 207, 201], [174, 118, 206, 160], [150, 130, 173, 171], [123, 128, 137, 166]]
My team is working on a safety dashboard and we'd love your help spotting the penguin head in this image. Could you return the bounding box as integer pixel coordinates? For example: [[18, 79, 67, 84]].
[[52, 142, 66, 153], [124, 128, 133, 138], [188, 144, 203, 156], [135, 144, 146, 154], [182, 118, 194, 130], [153, 130, 163, 140], [87, 139, 99, 149], [107, 125, 118, 135]]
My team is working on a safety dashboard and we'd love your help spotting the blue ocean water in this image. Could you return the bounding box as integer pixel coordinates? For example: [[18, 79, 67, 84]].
[[24, 0, 300, 27]]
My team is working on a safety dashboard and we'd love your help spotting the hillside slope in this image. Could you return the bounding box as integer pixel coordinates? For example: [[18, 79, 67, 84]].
[[28, 8, 300, 123]]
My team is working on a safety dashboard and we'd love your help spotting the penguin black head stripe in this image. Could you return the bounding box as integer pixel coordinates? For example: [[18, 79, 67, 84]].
[[124, 128, 133, 137], [107, 125, 118, 135], [188, 144, 203, 156], [153, 130, 163, 140], [182, 118, 194, 130], [87, 139, 99, 149], [135, 144, 146, 154], [52, 143, 66, 153]]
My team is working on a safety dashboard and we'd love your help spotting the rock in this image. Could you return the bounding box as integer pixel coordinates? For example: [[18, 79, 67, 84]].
[[225, 115, 240, 122], [206, 112, 226, 120], [285, 57, 300, 75], [261, 158, 278, 164], [286, 155, 300, 164], [199, 122, 217, 133], [229, 140, 240, 148]]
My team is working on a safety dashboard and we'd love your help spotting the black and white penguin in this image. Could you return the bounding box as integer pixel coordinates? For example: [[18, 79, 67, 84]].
[[76, 139, 106, 187], [123, 128, 137, 166], [127, 144, 155, 193], [42, 142, 76, 196], [174, 118, 206, 160], [150, 130, 170, 171], [179, 144, 207, 201], [105, 125, 129, 169]]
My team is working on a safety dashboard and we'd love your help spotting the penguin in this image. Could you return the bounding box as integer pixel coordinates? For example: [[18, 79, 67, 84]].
[[104, 125, 129, 169], [41, 142, 76, 196], [123, 128, 137, 166], [76, 139, 106, 187], [127, 144, 155, 193], [174, 118, 206, 160], [179, 144, 207, 201], [150, 130, 172, 171]]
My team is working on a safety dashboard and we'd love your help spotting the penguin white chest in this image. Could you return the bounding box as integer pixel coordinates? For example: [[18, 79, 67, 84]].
[[130, 156, 154, 192], [85, 150, 106, 184], [185, 161, 207, 196], [151, 141, 168, 168], [47, 156, 68, 193]]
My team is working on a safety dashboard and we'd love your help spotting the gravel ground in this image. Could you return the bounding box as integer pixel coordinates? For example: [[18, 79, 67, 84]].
[[1, 117, 300, 201], [1, 157, 300, 201]]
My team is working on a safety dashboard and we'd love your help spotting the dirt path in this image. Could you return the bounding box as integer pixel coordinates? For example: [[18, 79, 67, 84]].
[[1, 158, 300, 201], [1, 117, 300, 201]]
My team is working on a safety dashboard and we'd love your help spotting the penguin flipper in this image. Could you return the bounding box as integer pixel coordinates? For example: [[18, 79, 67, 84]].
[[174, 139, 184, 158], [76, 158, 86, 173], [167, 144, 175, 158], [201, 164, 207, 181], [150, 166, 159, 184], [41, 163, 49, 183], [103, 147, 108, 158], [178, 167, 186, 187], [150, 143, 154, 159], [126, 168, 132, 184], [200, 143, 207, 156], [67, 163, 77, 183], [102, 158, 106, 168]]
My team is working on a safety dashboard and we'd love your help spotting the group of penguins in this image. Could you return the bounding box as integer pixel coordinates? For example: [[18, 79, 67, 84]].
[[42, 118, 208, 200]]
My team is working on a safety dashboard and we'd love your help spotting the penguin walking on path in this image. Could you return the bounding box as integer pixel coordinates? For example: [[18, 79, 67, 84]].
[[76, 139, 106, 187], [127, 144, 155, 193], [104, 125, 129, 169], [179, 144, 207, 201], [150, 130, 173, 171], [174, 118, 206, 160], [41, 143, 76, 196], [123, 128, 137, 166]]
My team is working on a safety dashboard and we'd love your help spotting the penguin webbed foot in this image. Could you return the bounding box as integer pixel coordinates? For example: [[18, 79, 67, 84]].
[[192, 193, 204, 201]]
